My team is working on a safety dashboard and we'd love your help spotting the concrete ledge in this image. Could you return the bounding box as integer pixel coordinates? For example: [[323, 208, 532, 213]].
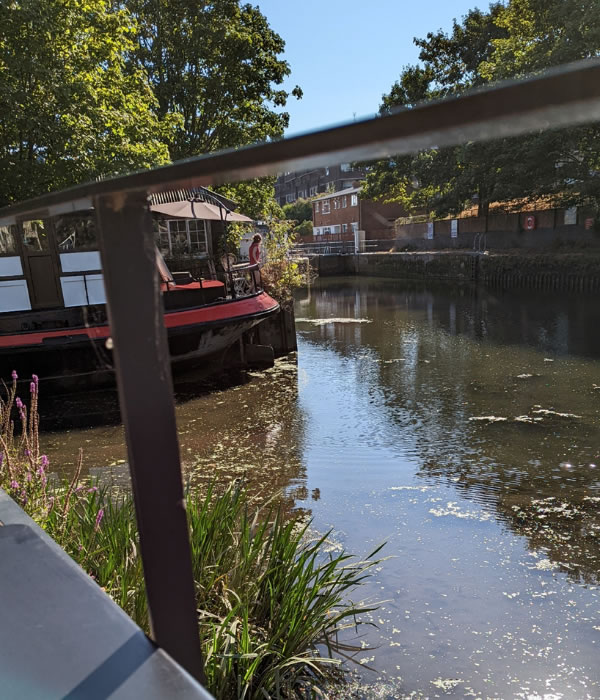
[[0, 489, 213, 700]]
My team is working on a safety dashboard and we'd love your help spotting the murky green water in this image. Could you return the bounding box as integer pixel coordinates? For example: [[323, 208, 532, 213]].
[[42, 277, 600, 699]]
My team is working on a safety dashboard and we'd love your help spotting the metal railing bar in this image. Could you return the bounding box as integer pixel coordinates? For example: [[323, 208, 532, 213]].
[[95, 192, 205, 685], [1, 59, 600, 219]]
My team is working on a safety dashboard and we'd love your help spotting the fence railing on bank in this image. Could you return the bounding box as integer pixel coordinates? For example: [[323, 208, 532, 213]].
[[292, 238, 397, 256]]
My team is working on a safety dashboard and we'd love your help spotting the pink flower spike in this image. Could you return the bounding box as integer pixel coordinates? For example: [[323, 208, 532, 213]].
[[41, 455, 49, 468], [15, 397, 22, 409], [32, 374, 38, 385], [10, 480, 18, 489], [30, 382, 36, 394], [11, 370, 17, 380], [94, 508, 104, 531], [26, 472, 32, 482]]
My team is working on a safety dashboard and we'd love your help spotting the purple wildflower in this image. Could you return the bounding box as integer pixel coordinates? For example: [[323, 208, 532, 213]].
[[10, 480, 18, 489], [15, 397, 22, 409], [40, 455, 49, 468], [30, 382, 36, 394], [26, 472, 32, 482], [11, 370, 17, 380], [94, 508, 104, 531], [24, 449, 30, 457], [32, 374, 38, 386], [87, 487, 98, 493], [20, 491, 27, 505]]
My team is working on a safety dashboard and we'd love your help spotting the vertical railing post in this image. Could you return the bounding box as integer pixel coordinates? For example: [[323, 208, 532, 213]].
[[94, 191, 205, 684]]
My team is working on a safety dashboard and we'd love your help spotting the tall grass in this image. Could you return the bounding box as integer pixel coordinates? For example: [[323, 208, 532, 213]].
[[0, 374, 382, 699]]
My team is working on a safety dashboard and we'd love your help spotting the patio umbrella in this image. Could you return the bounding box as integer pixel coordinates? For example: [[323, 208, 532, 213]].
[[150, 200, 253, 222]]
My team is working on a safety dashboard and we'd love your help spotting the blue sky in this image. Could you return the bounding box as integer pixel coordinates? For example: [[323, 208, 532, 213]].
[[255, 0, 484, 135]]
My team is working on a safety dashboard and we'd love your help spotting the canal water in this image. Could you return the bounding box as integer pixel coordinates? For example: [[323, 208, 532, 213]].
[[41, 277, 600, 699]]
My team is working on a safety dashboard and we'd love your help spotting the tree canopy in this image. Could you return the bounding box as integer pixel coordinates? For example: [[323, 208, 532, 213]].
[[127, 0, 301, 160], [363, 0, 600, 218], [0, 0, 301, 213], [0, 0, 174, 206]]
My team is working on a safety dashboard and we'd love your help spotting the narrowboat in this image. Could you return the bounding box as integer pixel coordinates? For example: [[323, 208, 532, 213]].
[[0, 189, 279, 389]]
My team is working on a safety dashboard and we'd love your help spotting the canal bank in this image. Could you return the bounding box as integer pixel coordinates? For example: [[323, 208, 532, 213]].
[[310, 251, 600, 292]]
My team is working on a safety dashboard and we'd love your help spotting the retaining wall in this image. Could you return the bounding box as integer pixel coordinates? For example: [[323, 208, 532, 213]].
[[307, 252, 600, 292]]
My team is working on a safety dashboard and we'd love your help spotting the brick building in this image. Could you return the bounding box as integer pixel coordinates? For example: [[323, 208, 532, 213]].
[[274, 163, 365, 207], [312, 187, 406, 239]]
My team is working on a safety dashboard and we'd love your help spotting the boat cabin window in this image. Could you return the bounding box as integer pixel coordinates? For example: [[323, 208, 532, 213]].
[[22, 219, 51, 251], [55, 212, 97, 251], [154, 218, 209, 257], [0, 224, 18, 255]]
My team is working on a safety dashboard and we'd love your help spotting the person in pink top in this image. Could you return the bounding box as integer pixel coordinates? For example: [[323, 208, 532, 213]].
[[249, 233, 262, 265], [248, 234, 262, 288]]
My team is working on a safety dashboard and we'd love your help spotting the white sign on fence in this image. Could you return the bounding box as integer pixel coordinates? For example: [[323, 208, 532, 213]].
[[564, 207, 577, 226], [426, 222, 434, 240], [451, 219, 458, 238]]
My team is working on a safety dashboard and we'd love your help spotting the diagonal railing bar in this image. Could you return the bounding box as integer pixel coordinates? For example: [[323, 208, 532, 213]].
[[1, 58, 600, 220]]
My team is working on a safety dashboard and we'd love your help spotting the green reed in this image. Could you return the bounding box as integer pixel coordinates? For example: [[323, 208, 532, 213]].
[[0, 374, 382, 699]]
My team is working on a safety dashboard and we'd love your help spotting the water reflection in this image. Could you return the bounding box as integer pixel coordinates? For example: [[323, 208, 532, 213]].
[[298, 279, 600, 584], [294, 278, 600, 698]]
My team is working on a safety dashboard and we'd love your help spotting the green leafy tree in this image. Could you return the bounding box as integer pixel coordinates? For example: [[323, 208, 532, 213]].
[[127, 0, 302, 158], [0, 0, 174, 206], [126, 0, 302, 220], [363, 1, 600, 217], [281, 198, 313, 224]]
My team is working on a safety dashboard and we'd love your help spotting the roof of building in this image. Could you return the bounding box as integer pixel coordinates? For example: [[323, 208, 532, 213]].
[[314, 186, 362, 202]]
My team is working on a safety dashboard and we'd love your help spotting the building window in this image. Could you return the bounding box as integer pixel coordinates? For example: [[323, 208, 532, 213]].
[[313, 227, 320, 235], [351, 194, 359, 206], [309, 185, 318, 196], [342, 223, 348, 233], [342, 196, 347, 208], [322, 200, 331, 214], [332, 225, 341, 234], [155, 219, 209, 257], [297, 189, 306, 199], [323, 227, 331, 235], [55, 213, 97, 251], [340, 163, 352, 172], [0, 224, 18, 255], [314, 202, 320, 213], [351, 222, 359, 233], [286, 193, 295, 203], [334, 199, 340, 210]]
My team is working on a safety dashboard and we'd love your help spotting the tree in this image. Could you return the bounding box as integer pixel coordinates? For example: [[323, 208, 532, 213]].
[[0, 0, 174, 206], [126, 0, 302, 220], [282, 198, 313, 224], [363, 1, 600, 217], [127, 0, 302, 160]]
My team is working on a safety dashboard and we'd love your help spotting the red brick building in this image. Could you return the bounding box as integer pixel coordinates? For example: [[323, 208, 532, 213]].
[[312, 187, 406, 239]]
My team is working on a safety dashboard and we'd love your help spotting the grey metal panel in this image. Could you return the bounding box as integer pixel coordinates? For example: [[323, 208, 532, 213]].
[[0, 59, 599, 219], [0, 493, 213, 700]]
